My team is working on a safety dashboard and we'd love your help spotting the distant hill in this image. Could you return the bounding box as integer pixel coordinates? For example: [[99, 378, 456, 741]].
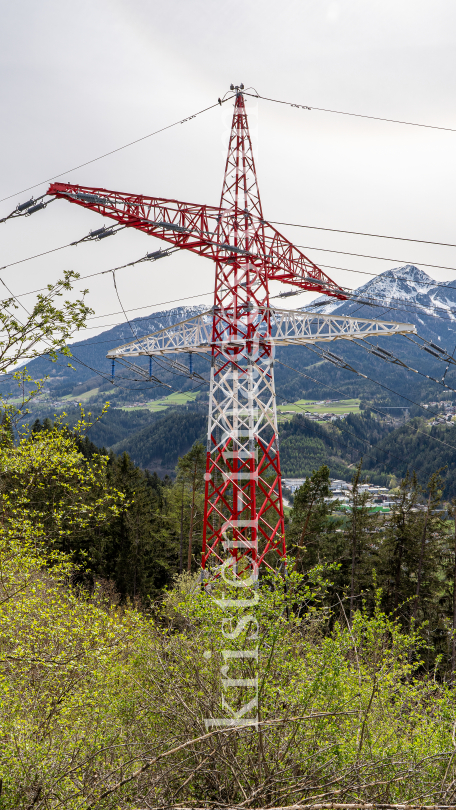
[[278, 410, 394, 482], [363, 416, 456, 495], [110, 410, 207, 475], [29, 393, 456, 493], [21, 265, 456, 411], [18, 264, 456, 480], [82, 407, 163, 448], [21, 304, 209, 395]]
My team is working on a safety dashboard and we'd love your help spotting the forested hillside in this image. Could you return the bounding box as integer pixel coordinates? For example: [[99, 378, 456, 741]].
[[279, 410, 394, 481], [110, 409, 207, 473], [55, 405, 395, 480], [3, 417, 456, 807], [34, 402, 456, 492], [364, 416, 456, 491]]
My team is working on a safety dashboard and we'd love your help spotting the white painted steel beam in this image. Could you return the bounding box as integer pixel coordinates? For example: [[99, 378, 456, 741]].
[[106, 307, 416, 359]]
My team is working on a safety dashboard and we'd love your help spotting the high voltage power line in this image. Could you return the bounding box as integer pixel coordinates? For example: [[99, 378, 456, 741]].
[[2, 86, 455, 210], [301, 343, 456, 425], [0, 97, 234, 205], [246, 91, 456, 134], [313, 260, 456, 284], [3, 215, 456, 278], [4, 256, 455, 458], [1, 238, 456, 352], [3, 86, 456, 447], [3, 203, 456, 312], [294, 242, 456, 274], [270, 219, 456, 249], [275, 358, 456, 453], [3, 232, 456, 322], [276, 360, 456, 461]]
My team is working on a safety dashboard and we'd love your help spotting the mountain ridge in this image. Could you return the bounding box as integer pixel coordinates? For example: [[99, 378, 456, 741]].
[[21, 263, 456, 415], [18, 264, 456, 481], [310, 264, 456, 336]]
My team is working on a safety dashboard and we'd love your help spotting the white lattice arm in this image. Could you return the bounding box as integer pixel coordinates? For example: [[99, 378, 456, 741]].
[[106, 308, 416, 359]]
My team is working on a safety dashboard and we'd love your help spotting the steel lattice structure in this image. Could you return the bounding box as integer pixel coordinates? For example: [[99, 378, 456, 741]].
[[106, 308, 416, 358], [48, 86, 415, 577]]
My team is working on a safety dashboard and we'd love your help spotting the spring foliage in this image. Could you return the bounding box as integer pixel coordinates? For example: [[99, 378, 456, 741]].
[[0, 422, 456, 807], [1, 532, 456, 807]]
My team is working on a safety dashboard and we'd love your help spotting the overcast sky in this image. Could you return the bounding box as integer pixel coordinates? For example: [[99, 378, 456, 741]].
[[1, 0, 456, 343]]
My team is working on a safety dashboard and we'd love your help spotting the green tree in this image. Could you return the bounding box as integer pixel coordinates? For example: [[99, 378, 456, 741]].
[[0, 269, 91, 373], [345, 461, 379, 621], [0, 416, 123, 563], [100, 452, 178, 600], [175, 441, 206, 571], [288, 464, 341, 571], [379, 470, 445, 632]]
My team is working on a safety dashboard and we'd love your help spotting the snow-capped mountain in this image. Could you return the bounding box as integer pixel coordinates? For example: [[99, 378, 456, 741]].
[[307, 265, 456, 344], [352, 265, 440, 306]]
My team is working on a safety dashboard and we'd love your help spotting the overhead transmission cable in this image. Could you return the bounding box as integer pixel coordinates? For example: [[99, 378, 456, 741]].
[[5, 232, 456, 328], [4, 190, 456, 313], [2, 86, 454, 210], [4, 194, 456, 344], [246, 91, 456, 134], [6, 262, 455, 446], [110, 270, 138, 338], [269, 219, 456, 250], [0, 271, 182, 393], [4, 221, 456, 306], [278, 288, 456, 323], [303, 260, 456, 288], [6, 257, 456, 328], [314, 297, 456, 323], [84, 295, 456, 338], [39, 347, 208, 395], [2, 235, 455, 351], [8, 90, 456, 406], [352, 339, 456, 398], [275, 358, 456, 454], [300, 342, 456, 434], [0, 223, 130, 273], [294, 242, 456, 274], [60, 307, 456, 421], [0, 97, 234, 206], [5, 244, 456, 327]]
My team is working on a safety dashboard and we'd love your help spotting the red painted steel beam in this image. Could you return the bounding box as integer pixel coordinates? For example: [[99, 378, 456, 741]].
[[47, 181, 347, 300]]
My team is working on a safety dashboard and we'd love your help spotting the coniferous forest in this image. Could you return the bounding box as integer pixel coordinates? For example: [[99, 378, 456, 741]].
[[3, 405, 456, 808]]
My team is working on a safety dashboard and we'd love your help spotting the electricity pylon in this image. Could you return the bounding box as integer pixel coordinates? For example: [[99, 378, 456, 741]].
[[48, 85, 415, 577]]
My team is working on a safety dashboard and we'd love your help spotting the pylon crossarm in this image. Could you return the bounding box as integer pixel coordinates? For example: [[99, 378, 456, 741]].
[[47, 185, 346, 299], [106, 310, 213, 358], [268, 307, 417, 342], [106, 307, 416, 359], [48, 182, 223, 256]]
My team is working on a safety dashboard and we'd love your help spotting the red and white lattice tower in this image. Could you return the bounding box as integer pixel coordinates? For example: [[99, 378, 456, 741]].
[[47, 86, 415, 578], [205, 90, 286, 574]]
